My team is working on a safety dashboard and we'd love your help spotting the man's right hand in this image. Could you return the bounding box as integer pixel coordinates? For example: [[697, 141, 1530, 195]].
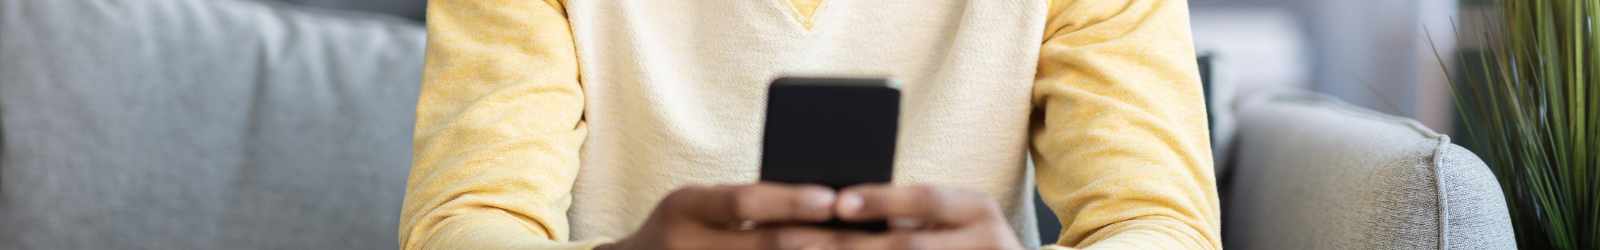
[[598, 183, 841, 250]]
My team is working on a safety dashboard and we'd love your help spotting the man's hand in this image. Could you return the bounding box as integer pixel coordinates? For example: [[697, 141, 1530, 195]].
[[601, 183, 1020, 250], [599, 183, 841, 250], [833, 184, 1023, 250]]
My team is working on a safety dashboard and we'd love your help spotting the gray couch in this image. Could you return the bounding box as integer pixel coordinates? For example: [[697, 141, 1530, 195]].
[[0, 0, 1514, 249], [0, 0, 422, 248], [1219, 91, 1514, 249]]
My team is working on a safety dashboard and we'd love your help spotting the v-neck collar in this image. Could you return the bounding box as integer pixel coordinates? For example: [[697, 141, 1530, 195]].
[[781, 0, 826, 30]]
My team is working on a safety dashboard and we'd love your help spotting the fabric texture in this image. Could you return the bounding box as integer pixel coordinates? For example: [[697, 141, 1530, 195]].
[[1222, 90, 1514, 249], [0, 0, 424, 249], [1032, 0, 1219, 248], [1435, 142, 1517, 249], [402, 0, 1218, 249]]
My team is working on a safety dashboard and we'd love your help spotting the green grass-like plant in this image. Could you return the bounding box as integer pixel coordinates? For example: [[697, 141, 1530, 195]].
[[1433, 0, 1599, 248]]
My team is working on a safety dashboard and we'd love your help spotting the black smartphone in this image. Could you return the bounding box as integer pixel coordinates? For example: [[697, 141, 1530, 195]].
[[759, 77, 898, 232]]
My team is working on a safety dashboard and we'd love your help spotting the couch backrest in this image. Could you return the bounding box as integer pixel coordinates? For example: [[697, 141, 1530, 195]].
[[1222, 91, 1514, 249], [0, 0, 423, 248]]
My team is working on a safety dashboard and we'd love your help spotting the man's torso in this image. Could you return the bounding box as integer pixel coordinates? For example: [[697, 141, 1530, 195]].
[[563, 0, 1050, 244]]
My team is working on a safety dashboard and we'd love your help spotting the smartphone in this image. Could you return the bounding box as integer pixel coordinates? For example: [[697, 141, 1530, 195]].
[[759, 77, 899, 232]]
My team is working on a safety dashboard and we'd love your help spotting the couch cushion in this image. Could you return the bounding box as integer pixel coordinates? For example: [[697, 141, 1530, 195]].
[[0, 0, 423, 249], [266, 0, 426, 21], [1222, 91, 1513, 249]]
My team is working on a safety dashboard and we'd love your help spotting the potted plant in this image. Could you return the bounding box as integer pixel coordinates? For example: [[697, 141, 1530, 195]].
[[1439, 0, 1599, 248]]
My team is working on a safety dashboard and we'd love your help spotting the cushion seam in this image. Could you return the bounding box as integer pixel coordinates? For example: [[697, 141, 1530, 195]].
[[1432, 136, 1451, 250], [246, 0, 423, 26]]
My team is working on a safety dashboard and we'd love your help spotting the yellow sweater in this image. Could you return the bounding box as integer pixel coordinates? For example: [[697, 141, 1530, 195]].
[[401, 0, 1219, 249]]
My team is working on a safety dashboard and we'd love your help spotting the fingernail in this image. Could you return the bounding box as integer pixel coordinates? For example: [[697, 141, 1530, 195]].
[[803, 190, 835, 211], [835, 192, 863, 216]]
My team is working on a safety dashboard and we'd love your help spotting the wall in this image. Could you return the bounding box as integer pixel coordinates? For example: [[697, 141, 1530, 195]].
[[1191, 0, 1459, 131]]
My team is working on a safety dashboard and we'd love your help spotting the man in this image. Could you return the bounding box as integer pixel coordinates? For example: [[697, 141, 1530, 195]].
[[399, 0, 1219, 249]]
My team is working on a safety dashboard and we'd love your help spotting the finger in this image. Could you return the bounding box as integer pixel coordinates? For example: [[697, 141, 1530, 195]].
[[669, 183, 836, 226], [835, 231, 943, 250], [770, 226, 842, 250], [835, 184, 997, 225], [690, 226, 840, 250], [839, 229, 1009, 250]]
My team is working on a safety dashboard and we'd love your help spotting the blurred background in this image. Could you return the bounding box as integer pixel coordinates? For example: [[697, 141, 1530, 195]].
[[1, 0, 1507, 249], [1190, 0, 1464, 132]]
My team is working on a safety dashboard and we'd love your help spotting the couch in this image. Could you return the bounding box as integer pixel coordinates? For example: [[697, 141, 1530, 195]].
[[0, 0, 422, 248], [0, 0, 1514, 249]]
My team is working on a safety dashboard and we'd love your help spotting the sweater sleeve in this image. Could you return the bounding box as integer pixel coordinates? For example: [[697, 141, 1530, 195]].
[[398, 0, 603, 249], [1031, 0, 1221, 249]]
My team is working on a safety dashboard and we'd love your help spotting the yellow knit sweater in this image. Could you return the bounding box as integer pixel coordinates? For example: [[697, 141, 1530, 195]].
[[400, 0, 1219, 249]]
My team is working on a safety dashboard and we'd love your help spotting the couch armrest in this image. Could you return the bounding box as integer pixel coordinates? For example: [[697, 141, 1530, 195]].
[[1222, 91, 1514, 249]]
